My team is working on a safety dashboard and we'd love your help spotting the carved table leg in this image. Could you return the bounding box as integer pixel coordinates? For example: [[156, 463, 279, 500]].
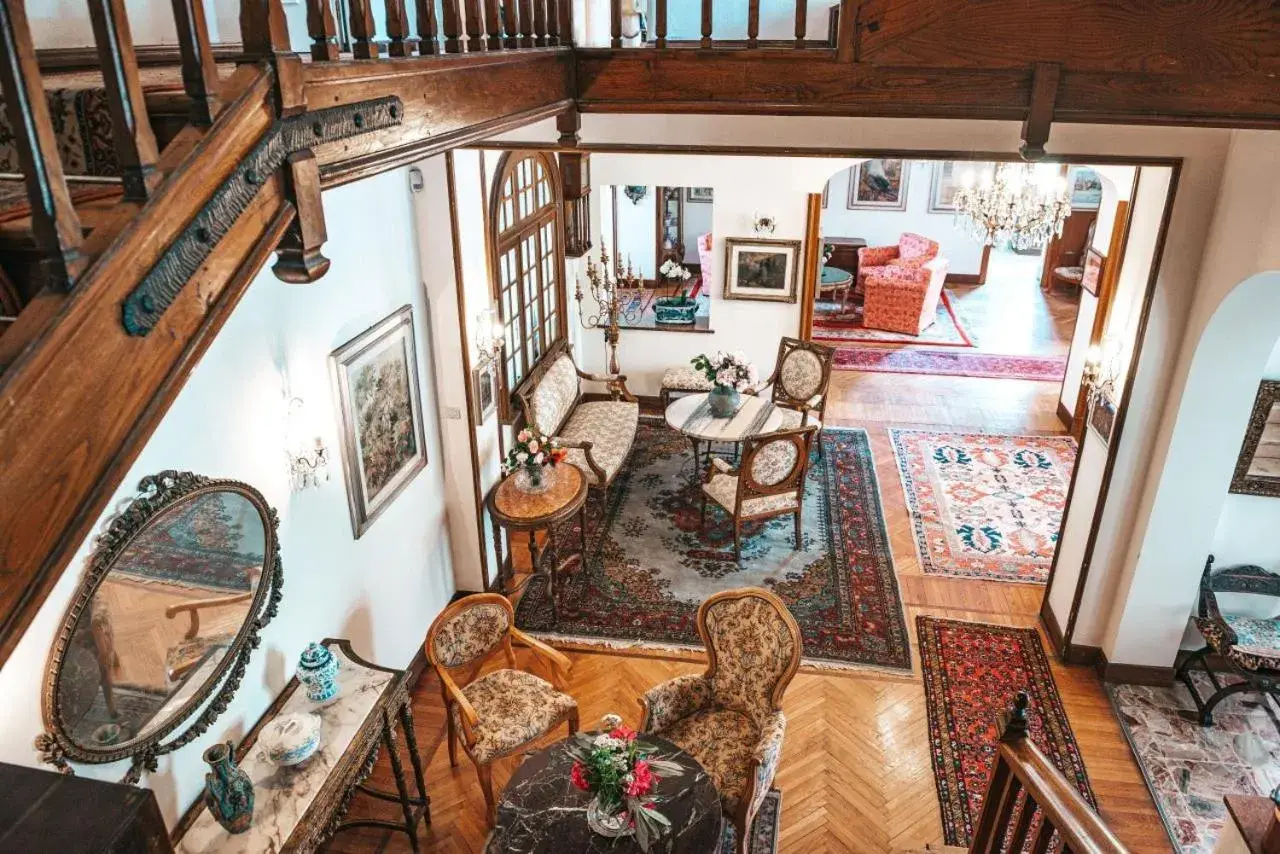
[[382, 708, 420, 852], [491, 517, 509, 594], [399, 703, 431, 825]]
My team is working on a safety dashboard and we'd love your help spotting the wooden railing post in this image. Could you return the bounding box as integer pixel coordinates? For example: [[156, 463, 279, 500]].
[[609, 0, 621, 48], [0, 0, 87, 289], [700, 0, 712, 48], [533, 0, 547, 47], [415, 0, 439, 54], [385, 0, 412, 56], [502, 0, 518, 48], [519, 0, 534, 47], [546, 0, 560, 46], [558, 0, 573, 46], [87, 0, 162, 201], [170, 0, 220, 124], [441, 0, 462, 53], [794, 0, 806, 48], [240, 0, 304, 115], [305, 0, 340, 60], [464, 0, 485, 51], [272, 150, 330, 283], [654, 0, 667, 48], [348, 0, 380, 58], [747, 0, 760, 48], [836, 0, 856, 61], [484, 0, 502, 49]]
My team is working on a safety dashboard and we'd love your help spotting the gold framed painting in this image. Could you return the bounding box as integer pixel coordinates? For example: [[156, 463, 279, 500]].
[[848, 159, 909, 211], [1081, 247, 1105, 296], [722, 237, 802, 303], [330, 305, 428, 537], [1229, 380, 1280, 498]]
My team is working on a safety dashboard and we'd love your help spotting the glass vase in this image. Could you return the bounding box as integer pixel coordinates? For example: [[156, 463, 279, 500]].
[[586, 795, 634, 839], [708, 384, 741, 418], [514, 465, 556, 494], [203, 741, 254, 834]]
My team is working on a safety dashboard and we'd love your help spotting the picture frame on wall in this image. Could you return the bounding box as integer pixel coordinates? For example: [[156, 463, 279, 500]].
[[1088, 395, 1117, 446], [1229, 380, 1280, 498], [722, 237, 802, 303], [848, 159, 909, 210], [822, 180, 829, 209], [1080, 247, 1105, 296], [330, 305, 428, 538], [685, 187, 713, 203], [472, 360, 498, 426], [928, 160, 993, 213], [1069, 167, 1104, 210]]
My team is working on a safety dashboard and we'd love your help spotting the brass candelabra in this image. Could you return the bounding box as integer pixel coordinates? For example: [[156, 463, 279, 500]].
[[574, 242, 642, 377]]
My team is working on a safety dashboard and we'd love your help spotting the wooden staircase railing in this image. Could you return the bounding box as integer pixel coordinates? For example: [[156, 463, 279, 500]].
[[970, 694, 1128, 854]]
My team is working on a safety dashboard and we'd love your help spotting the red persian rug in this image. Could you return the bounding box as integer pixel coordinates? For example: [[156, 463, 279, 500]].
[[833, 347, 1068, 382], [918, 617, 1097, 846], [889, 430, 1077, 584], [814, 290, 973, 347], [515, 422, 911, 671]]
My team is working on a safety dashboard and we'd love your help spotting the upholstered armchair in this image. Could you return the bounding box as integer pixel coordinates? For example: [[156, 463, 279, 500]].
[[701, 426, 818, 560], [856, 232, 940, 293], [1176, 555, 1280, 725], [425, 593, 578, 823], [753, 337, 835, 452], [861, 255, 951, 335], [641, 588, 802, 854]]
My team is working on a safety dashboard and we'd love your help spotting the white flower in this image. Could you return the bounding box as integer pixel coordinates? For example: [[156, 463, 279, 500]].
[[533, 452, 544, 464], [516, 452, 528, 463], [593, 734, 627, 752], [716, 367, 736, 386], [528, 439, 540, 453]]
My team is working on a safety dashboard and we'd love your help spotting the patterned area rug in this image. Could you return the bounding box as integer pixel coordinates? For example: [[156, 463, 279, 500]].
[[1108, 675, 1280, 853], [833, 346, 1068, 382], [721, 789, 781, 853], [889, 430, 1077, 584], [115, 492, 264, 592], [516, 422, 912, 672], [813, 290, 973, 347], [918, 617, 1097, 847]]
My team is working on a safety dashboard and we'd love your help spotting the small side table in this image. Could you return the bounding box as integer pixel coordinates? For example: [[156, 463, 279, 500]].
[[487, 465, 588, 611]]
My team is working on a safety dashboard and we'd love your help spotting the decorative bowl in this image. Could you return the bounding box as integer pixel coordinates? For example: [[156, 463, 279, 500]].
[[260, 712, 322, 767]]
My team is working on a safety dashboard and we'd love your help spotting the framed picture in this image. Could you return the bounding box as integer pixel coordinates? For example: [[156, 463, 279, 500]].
[[1081, 247, 1105, 296], [1229, 380, 1280, 498], [722, 237, 801, 303], [685, 187, 713, 203], [1088, 395, 1117, 446], [472, 360, 498, 426], [822, 180, 829, 209], [330, 305, 428, 538], [929, 160, 993, 213], [848, 159, 909, 210], [1069, 167, 1104, 210]]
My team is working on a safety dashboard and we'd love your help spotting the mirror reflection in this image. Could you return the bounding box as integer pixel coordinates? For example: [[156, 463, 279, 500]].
[[57, 491, 265, 750]]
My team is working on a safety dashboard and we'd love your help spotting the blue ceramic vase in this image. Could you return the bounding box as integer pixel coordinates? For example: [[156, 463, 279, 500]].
[[203, 741, 254, 834], [298, 642, 340, 702], [708, 385, 741, 418]]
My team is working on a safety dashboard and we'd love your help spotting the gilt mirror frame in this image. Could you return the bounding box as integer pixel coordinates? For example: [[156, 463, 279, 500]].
[[36, 471, 283, 784]]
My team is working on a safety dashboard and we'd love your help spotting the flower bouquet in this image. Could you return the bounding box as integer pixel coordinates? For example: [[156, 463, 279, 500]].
[[502, 427, 567, 494], [691, 350, 758, 417], [566, 714, 685, 850], [655, 259, 697, 325]]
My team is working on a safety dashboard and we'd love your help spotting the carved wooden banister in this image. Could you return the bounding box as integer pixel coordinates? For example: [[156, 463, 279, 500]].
[[970, 694, 1128, 854], [416, 0, 440, 54], [306, 0, 339, 60], [170, 0, 220, 124], [464, 0, 485, 52], [385, 0, 412, 57], [349, 0, 380, 59], [88, 0, 162, 201]]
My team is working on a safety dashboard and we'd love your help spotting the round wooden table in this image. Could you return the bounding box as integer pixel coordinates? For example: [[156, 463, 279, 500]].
[[485, 734, 722, 854], [819, 265, 855, 311], [486, 464, 588, 610], [665, 392, 791, 484]]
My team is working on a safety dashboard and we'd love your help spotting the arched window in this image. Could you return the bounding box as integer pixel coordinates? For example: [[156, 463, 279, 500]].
[[490, 151, 565, 408]]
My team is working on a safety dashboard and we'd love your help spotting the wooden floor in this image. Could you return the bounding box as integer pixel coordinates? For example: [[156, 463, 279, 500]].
[[325, 267, 1167, 853]]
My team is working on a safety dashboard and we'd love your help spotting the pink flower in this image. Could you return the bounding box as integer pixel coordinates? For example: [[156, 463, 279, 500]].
[[609, 725, 637, 742], [624, 760, 655, 798], [528, 439, 540, 453], [570, 761, 590, 791], [517, 429, 531, 442]]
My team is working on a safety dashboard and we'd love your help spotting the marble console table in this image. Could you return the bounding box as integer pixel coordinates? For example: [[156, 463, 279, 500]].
[[173, 639, 429, 853]]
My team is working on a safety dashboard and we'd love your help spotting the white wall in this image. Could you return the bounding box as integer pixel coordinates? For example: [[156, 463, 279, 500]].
[[820, 160, 987, 276], [613, 186, 659, 279], [0, 169, 457, 826]]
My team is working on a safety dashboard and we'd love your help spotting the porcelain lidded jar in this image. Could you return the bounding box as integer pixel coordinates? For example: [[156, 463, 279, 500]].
[[297, 642, 340, 703]]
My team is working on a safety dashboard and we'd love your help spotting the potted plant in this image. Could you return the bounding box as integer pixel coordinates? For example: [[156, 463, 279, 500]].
[[566, 714, 685, 851], [691, 350, 758, 417], [653, 259, 698, 325], [503, 427, 567, 494]]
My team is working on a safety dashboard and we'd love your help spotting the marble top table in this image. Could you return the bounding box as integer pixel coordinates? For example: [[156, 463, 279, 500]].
[[485, 735, 722, 854], [665, 392, 790, 445], [487, 465, 588, 605]]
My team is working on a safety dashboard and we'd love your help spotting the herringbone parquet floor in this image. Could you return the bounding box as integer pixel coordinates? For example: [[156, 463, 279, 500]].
[[326, 280, 1167, 853]]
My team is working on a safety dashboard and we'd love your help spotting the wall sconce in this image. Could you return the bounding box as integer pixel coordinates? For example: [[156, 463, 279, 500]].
[[285, 396, 329, 492], [752, 213, 777, 236], [623, 185, 648, 205], [475, 307, 505, 368], [1082, 341, 1120, 409]]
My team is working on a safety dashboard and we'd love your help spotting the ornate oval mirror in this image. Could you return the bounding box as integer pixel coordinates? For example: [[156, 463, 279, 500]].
[[37, 471, 282, 782]]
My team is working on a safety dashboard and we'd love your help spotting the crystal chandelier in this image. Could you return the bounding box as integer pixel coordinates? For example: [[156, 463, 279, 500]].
[[953, 163, 1072, 250]]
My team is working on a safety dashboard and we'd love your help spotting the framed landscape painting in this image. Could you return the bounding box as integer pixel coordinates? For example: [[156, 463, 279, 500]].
[[1229, 380, 1280, 498], [686, 187, 713, 203], [472, 360, 498, 426], [849, 159, 909, 210], [1069, 167, 1104, 210], [723, 237, 801, 303], [330, 305, 428, 537]]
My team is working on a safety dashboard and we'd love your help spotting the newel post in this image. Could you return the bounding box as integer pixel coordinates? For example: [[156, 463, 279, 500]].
[[998, 691, 1031, 743]]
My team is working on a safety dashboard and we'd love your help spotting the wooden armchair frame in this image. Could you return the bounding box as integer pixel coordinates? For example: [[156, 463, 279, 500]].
[[424, 593, 577, 824], [701, 426, 817, 561], [640, 588, 802, 854]]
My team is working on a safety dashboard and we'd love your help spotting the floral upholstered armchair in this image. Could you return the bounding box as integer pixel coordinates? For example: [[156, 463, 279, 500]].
[[856, 232, 940, 293], [1177, 555, 1280, 725], [640, 588, 802, 854], [425, 593, 578, 823], [753, 336, 835, 453]]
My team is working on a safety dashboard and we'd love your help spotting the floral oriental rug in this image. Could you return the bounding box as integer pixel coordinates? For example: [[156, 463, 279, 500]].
[[515, 422, 912, 672], [918, 617, 1097, 847], [833, 347, 1068, 382], [889, 429, 1077, 584]]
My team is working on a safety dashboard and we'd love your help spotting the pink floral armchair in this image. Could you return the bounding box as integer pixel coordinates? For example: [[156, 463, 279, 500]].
[[640, 588, 802, 854], [862, 255, 951, 335], [856, 232, 940, 293]]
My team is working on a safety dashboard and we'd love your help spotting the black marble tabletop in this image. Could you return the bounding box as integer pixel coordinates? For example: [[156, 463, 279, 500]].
[[485, 734, 723, 854]]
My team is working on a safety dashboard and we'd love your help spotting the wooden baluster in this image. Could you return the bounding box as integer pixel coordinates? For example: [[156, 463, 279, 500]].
[[747, 0, 760, 47], [700, 0, 712, 48], [1007, 793, 1039, 854], [609, 0, 621, 47], [654, 0, 666, 47], [305, 0, 339, 59], [441, 0, 462, 52], [532, 0, 546, 47], [464, 0, 484, 51], [518, 0, 534, 47], [170, 0, 220, 124], [484, 0, 502, 49], [501, 0, 518, 48], [794, 0, 806, 48], [415, 0, 439, 53], [348, 0, 380, 58], [1030, 821, 1055, 854], [241, 0, 303, 115], [558, 0, 573, 45], [385, 0, 411, 55], [87, 0, 161, 201], [546, 0, 560, 46], [836, 0, 855, 61], [0, 0, 86, 288]]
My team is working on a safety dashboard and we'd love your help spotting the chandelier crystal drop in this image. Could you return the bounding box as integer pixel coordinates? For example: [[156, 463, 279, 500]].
[[952, 162, 1072, 250]]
